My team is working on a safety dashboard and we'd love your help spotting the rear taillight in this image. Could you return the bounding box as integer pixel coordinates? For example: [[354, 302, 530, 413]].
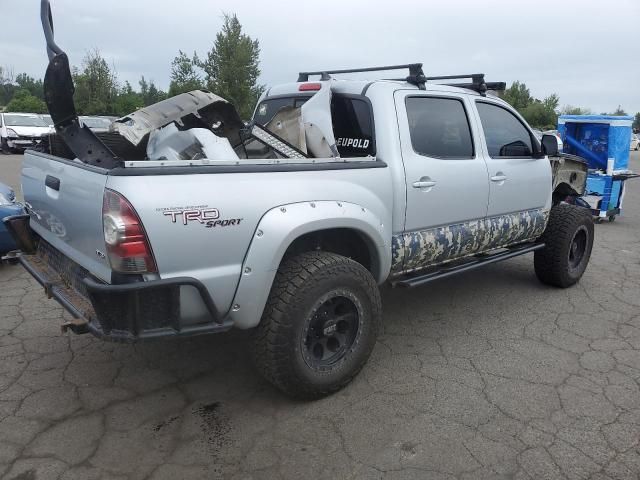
[[102, 189, 157, 273]]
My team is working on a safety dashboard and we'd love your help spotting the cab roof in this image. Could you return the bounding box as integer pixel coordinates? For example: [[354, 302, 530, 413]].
[[265, 79, 506, 102], [266, 65, 506, 100]]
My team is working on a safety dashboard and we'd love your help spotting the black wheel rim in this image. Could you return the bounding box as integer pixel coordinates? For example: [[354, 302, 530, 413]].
[[568, 226, 588, 270], [302, 293, 360, 369]]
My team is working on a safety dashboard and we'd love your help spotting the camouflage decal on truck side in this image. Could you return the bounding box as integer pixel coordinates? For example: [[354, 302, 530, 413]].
[[391, 208, 549, 274]]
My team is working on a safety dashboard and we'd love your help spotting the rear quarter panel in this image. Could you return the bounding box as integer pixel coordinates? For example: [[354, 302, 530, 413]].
[[106, 165, 393, 318]]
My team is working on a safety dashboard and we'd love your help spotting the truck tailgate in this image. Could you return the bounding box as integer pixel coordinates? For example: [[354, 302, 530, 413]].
[[22, 151, 112, 282]]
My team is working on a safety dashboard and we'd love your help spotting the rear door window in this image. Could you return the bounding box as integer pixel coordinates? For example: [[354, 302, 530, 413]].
[[405, 96, 474, 159]]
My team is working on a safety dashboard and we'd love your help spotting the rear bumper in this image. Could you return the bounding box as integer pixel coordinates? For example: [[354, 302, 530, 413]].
[[4, 215, 232, 342]]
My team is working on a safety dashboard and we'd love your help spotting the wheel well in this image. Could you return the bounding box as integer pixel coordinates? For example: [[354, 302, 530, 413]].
[[553, 182, 580, 205], [283, 228, 375, 273]]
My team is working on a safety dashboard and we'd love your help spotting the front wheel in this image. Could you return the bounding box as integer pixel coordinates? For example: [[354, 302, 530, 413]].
[[534, 203, 594, 288], [252, 251, 382, 399]]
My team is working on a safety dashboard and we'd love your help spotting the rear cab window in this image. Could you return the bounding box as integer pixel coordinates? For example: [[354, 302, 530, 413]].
[[253, 94, 375, 157]]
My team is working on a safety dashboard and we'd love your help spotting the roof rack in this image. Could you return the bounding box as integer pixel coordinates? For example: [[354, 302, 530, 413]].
[[297, 64, 427, 90], [387, 73, 506, 95], [297, 66, 505, 95], [427, 74, 506, 95]]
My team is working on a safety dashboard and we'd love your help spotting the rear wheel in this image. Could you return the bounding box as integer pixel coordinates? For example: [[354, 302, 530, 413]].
[[534, 203, 594, 288], [253, 251, 381, 399]]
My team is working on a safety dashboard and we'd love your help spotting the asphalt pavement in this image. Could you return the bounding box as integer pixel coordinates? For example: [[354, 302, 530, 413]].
[[0, 152, 639, 479]]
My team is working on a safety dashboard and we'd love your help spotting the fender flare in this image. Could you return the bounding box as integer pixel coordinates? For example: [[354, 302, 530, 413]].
[[228, 200, 390, 329]]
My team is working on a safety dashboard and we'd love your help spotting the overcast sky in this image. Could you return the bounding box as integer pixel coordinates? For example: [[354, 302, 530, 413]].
[[2, 0, 639, 115]]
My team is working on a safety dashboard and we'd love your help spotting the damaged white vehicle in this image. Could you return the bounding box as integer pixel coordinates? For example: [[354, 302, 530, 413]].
[[5, 0, 593, 399]]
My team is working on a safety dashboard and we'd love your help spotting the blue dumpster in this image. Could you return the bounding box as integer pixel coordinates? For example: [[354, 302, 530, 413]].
[[558, 115, 638, 221], [558, 115, 633, 171]]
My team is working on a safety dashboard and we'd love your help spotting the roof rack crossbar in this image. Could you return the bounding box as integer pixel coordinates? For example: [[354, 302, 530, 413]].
[[444, 81, 507, 93], [424, 74, 485, 82], [298, 63, 427, 90], [387, 73, 506, 95]]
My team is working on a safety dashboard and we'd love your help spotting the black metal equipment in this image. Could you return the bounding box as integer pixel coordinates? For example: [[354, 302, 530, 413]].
[[297, 65, 505, 95], [298, 64, 428, 90], [40, 0, 120, 169], [425, 74, 506, 94]]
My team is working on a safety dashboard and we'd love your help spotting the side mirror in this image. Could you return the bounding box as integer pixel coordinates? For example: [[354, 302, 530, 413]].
[[541, 134, 559, 157]]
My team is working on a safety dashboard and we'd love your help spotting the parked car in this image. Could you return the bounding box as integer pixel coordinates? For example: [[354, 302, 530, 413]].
[[10, 0, 593, 400], [0, 182, 24, 256], [0, 113, 52, 153], [40, 114, 54, 128], [630, 133, 639, 151], [532, 129, 543, 141], [79, 116, 112, 132]]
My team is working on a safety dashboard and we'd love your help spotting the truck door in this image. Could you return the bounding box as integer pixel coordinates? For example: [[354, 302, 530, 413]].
[[394, 91, 490, 271], [472, 100, 551, 218]]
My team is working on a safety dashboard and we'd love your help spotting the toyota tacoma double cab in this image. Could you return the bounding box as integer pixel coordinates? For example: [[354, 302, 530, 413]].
[[5, 1, 593, 399]]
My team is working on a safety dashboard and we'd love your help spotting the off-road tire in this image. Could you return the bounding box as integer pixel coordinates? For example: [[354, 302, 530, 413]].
[[534, 203, 594, 288], [252, 251, 382, 399]]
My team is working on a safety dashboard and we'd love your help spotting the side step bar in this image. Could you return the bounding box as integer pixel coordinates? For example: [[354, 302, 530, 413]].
[[391, 243, 545, 288]]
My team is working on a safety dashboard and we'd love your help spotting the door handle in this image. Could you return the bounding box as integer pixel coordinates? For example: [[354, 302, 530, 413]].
[[412, 179, 436, 189], [490, 174, 507, 182], [45, 175, 60, 191]]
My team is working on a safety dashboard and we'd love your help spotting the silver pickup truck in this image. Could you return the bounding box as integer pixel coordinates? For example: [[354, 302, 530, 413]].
[[5, 2, 592, 399]]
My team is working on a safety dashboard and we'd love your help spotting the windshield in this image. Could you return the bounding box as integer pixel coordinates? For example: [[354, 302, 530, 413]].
[[4, 114, 48, 127], [81, 117, 112, 129], [41, 115, 53, 125]]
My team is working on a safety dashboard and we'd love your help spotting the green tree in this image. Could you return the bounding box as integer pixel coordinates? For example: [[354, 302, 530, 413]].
[[6, 88, 47, 113], [520, 101, 557, 129], [633, 112, 640, 131], [0, 66, 16, 106], [139, 75, 166, 106], [610, 105, 627, 116], [502, 81, 533, 110], [201, 13, 264, 119], [15, 73, 44, 101], [112, 80, 143, 116], [542, 93, 559, 112], [561, 105, 592, 115], [73, 49, 118, 115], [168, 51, 203, 97], [502, 82, 559, 128]]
